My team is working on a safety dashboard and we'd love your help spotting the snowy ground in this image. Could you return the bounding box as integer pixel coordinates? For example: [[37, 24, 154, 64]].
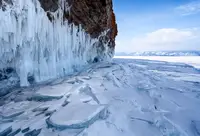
[[1, 57, 200, 136]]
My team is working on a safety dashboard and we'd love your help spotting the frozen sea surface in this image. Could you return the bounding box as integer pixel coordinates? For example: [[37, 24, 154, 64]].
[[115, 56, 200, 69], [0, 57, 200, 136]]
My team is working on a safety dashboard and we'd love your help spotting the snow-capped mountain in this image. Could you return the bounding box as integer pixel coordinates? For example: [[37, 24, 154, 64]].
[[115, 51, 200, 56]]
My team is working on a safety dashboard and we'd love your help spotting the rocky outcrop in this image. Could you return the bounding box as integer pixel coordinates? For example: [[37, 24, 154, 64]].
[[39, 0, 117, 46], [0, 0, 117, 90], [1, 0, 117, 42]]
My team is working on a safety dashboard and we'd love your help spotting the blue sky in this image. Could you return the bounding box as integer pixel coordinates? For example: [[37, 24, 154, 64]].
[[113, 0, 200, 52]]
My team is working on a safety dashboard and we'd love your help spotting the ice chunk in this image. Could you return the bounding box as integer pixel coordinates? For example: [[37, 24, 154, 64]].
[[32, 106, 49, 112], [32, 84, 72, 101], [79, 85, 100, 104], [7, 128, 21, 136], [192, 120, 200, 135], [0, 124, 12, 136], [2, 111, 24, 119], [24, 129, 42, 136], [46, 103, 107, 130], [21, 127, 30, 133], [0, 101, 31, 119]]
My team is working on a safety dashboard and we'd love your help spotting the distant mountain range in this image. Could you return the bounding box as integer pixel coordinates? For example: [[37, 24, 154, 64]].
[[115, 51, 200, 56]]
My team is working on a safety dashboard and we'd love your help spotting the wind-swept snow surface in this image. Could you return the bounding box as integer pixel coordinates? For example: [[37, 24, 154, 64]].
[[0, 0, 113, 87], [0, 58, 200, 136]]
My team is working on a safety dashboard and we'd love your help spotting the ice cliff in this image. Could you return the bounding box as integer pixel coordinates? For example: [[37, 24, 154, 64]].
[[0, 0, 117, 87]]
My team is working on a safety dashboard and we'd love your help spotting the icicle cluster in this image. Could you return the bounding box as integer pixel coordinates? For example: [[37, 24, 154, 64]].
[[0, 0, 113, 86]]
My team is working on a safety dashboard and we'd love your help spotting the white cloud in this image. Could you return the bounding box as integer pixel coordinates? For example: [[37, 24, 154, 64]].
[[132, 28, 194, 45], [176, 1, 200, 16], [115, 28, 200, 52]]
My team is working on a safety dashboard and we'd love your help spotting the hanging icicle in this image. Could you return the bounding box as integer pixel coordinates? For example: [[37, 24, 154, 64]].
[[0, 0, 113, 86]]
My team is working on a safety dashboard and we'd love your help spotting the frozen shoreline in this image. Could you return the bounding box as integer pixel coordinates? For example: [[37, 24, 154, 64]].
[[1, 58, 200, 136]]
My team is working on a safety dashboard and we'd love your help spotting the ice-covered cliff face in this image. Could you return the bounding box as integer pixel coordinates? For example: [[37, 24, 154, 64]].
[[0, 0, 117, 87]]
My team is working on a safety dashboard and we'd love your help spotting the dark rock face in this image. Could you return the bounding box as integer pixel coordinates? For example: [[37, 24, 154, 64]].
[[39, 0, 117, 46], [38, 0, 59, 12], [1, 0, 117, 45]]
